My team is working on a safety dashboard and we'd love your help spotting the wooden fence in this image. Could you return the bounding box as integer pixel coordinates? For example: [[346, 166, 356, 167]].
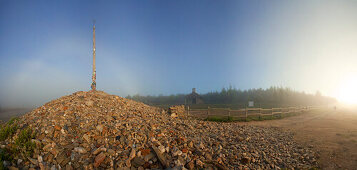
[[186, 106, 318, 120]]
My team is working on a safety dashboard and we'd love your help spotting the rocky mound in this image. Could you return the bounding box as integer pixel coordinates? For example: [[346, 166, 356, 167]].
[[1, 91, 318, 169]]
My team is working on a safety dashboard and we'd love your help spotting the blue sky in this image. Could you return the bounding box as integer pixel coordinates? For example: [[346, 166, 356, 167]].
[[1, 0, 357, 107]]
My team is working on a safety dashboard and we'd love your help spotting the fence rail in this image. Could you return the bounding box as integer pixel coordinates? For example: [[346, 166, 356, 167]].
[[186, 106, 320, 120]]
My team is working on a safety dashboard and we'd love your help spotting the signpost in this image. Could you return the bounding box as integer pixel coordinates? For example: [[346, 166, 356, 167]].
[[248, 101, 254, 107]]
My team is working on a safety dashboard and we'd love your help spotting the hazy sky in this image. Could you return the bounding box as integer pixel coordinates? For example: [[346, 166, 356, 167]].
[[1, 0, 357, 107]]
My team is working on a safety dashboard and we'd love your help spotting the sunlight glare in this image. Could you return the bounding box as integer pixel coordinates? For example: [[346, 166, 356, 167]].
[[338, 75, 357, 104]]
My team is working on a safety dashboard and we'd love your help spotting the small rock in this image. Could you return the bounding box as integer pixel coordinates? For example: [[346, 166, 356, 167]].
[[56, 152, 66, 165], [28, 157, 38, 165], [115, 135, 121, 141], [241, 157, 251, 165], [170, 113, 178, 118], [129, 148, 136, 160], [186, 161, 195, 170], [96, 125, 104, 133], [205, 153, 212, 160], [39, 163, 45, 170], [94, 152, 106, 167], [141, 149, 151, 156], [199, 142, 205, 149], [54, 125, 61, 131], [83, 134, 90, 143], [132, 157, 145, 167], [158, 145, 166, 153], [74, 147, 87, 154], [85, 100, 94, 106], [17, 159, 23, 165], [173, 150, 182, 156], [93, 146, 106, 155], [65, 164, 73, 170], [38, 155, 43, 163], [144, 152, 155, 162], [107, 149, 115, 156], [195, 159, 204, 167]]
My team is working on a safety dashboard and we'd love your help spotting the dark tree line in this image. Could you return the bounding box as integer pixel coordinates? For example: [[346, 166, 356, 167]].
[[126, 86, 336, 107]]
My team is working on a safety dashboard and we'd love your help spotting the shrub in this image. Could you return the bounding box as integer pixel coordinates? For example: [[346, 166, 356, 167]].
[[0, 117, 19, 141], [0, 148, 11, 170], [13, 127, 36, 157]]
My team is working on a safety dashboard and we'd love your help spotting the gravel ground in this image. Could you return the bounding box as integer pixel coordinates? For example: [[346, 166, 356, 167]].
[[1, 91, 318, 169]]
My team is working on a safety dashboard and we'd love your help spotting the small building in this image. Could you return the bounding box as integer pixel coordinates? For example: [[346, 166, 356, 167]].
[[185, 88, 204, 104]]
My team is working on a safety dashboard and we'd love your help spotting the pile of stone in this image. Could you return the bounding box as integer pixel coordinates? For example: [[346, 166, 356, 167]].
[[168, 105, 186, 118], [1, 91, 318, 169]]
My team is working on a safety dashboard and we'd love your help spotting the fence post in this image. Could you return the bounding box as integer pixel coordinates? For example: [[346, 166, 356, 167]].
[[245, 107, 248, 121], [187, 106, 190, 117], [207, 106, 210, 119]]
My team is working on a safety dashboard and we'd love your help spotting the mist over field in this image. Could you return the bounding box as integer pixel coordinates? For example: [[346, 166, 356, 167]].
[[1, 0, 357, 108]]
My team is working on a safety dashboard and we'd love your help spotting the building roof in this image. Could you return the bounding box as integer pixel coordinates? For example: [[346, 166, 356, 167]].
[[185, 92, 202, 99]]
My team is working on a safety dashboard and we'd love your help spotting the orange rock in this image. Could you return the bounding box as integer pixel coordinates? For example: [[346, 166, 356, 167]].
[[102, 127, 108, 135], [54, 125, 61, 131], [141, 149, 151, 156], [94, 152, 106, 167], [217, 157, 223, 164], [63, 106, 68, 111], [182, 148, 188, 153], [53, 131, 59, 138]]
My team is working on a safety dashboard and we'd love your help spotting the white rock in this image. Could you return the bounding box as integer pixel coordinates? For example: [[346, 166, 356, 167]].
[[38, 155, 43, 163], [158, 145, 166, 153], [85, 100, 94, 106], [74, 147, 87, 154]]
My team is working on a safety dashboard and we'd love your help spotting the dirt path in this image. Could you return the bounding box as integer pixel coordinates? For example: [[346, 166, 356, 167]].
[[242, 109, 357, 169]]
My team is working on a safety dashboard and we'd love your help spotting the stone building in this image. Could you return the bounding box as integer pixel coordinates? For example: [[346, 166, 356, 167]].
[[185, 88, 204, 104]]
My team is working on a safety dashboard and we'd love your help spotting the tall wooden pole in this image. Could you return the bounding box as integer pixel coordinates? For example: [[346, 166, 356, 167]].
[[91, 22, 96, 91]]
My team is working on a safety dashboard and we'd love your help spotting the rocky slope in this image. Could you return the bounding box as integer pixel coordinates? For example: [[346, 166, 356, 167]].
[[1, 91, 317, 169]]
